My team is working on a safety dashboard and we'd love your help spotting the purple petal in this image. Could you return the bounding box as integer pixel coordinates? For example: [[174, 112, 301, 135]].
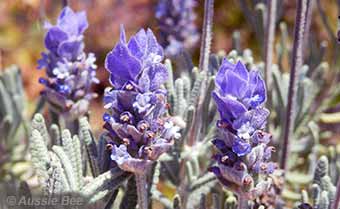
[[234, 61, 249, 81], [105, 43, 142, 88], [266, 162, 277, 174], [245, 71, 266, 108], [37, 52, 49, 69], [138, 64, 168, 92], [128, 29, 147, 59], [212, 138, 228, 153], [232, 139, 251, 157], [75, 11, 88, 34], [146, 28, 164, 58], [119, 24, 127, 43], [57, 39, 84, 60], [111, 145, 153, 174], [44, 27, 68, 53], [218, 70, 248, 98], [252, 130, 272, 144], [232, 108, 270, 131], [209, 166, 222, 176], [215, 58, 235, 87], [57, 7, 79, 36], [212, 91, 247, 123]]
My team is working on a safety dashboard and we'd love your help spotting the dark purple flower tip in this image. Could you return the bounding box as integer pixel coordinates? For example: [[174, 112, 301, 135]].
[[208, 166, 222, 176], [212, 139, 228, 152], [37, 53, 49, 69], [56, 84, 71, 95], [103, 112, 112, 122], [298, 203, 313, 209], [232, 138, 251, 157], [38, 78, 49, 85]]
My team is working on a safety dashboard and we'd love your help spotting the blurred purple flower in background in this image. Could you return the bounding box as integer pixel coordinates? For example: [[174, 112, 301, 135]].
[[103, 26, 180, 174], [38, 7, 98, 120], [210, 59, 277, 200], [155, 0, 199, 56]]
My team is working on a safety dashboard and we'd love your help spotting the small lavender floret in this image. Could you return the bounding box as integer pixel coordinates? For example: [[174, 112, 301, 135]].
[[210, 59, 277, 200], [37, 7, 98, 119], [104, 26, 180, 174], [155, 0, 199, 56]]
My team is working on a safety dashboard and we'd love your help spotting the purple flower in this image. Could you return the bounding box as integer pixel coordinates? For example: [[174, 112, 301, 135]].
[[232, 139, 251, 157], [213, 59, 266, 124], [37, 7, 97, 120], [210, 59, 276, 199], [155, 0, 199, 56], [105, 26, 167, 90], [43, 7, 88, 61], [104, 26, 179, 174]]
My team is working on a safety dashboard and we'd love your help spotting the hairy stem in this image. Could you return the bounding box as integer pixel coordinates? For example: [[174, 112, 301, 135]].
[[303, 0, 314, 57], [199, 0, 214, 72], [0, 49, 2, 70], [136, 173, 148, 209], [188, 0, 214, 146], [281, 0, 309, 171], [237, 195, 247, 209], [264, 0, 277, 96], [332, 179, 340, 209], [62, 0, 68, 7]]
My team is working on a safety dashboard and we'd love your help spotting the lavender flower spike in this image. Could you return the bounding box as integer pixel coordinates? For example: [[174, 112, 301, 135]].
[[38, 7, 98, 120], [210, 58, 277, 201], [104, 25, 180, 175], [156, 0, 199, 56]]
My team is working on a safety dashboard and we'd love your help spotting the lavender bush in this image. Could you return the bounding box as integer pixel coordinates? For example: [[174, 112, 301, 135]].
[[1, 1, 340, 209], [156, 0, 199, 57]]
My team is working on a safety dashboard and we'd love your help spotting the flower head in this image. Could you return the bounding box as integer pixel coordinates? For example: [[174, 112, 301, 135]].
[[105, 26, 168, 91], [210, 59, 277, 200], [37, 7, 97, 120], [104, 26, 179, 174], [155, 0, 199, 56], [213, 59, 266, 124]]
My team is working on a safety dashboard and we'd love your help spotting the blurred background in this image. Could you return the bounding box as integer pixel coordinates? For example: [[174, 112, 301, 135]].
[[0, 0, 339, 133]]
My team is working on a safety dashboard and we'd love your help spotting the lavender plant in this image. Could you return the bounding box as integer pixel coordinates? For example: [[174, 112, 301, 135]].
[[103, 26, 180, 209], [209, 58, 278, 207], [37, 6, 98, 122], [29, 113, 130, 207], [2, 1, 340, 209], [0, 66, 29, 181], [155, 0, 199, 57]]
